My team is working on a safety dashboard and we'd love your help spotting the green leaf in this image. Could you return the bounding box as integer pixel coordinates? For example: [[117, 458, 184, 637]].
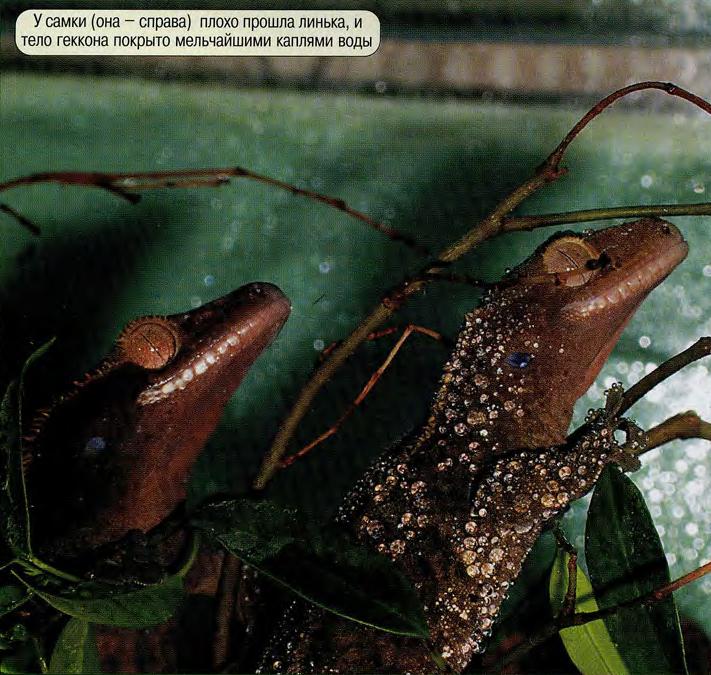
[[0, 381, 29, 558], [49, 619, 101, 675], [192, 498, 298, 563], [0, 642, 37, 674], [586, 466, 688, 675], [0, 586, 28, 619], [0, 340, 55, 559], [0, 624, 28, 653], [549, 548, 630, 675], [27, 574, 184, 629], [192, 498, 428, 638]]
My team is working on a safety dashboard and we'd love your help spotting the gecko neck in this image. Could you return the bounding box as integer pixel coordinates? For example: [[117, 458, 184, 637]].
[[419, 303, 574, 480]]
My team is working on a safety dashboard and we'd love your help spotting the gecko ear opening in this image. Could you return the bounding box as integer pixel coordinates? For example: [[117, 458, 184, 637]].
[[116, 317, 182, 370], [542, 236, 600, 287]]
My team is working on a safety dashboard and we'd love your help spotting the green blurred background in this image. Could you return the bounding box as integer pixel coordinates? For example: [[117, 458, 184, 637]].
[[1, 0, 710, 668]]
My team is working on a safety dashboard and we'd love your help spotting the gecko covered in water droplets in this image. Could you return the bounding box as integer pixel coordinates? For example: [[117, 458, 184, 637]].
[[261, 218, 688, 674]]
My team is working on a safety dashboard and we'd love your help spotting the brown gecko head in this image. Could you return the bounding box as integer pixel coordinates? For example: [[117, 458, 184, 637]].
[[433, 217, 687, 460], [25, 282, 290, 558], [479, 217, 687, 446]]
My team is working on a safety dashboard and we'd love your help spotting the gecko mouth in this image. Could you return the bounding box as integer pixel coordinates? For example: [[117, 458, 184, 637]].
[[138, 283, 290, 405], [563, 238, 688, 318]]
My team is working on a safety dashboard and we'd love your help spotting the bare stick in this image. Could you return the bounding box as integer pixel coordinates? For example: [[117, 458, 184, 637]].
[[502, 202, 711, 232], [212, 554, 241, 670], [500, 560, 711, 668], [618, 337, 711, 415], [254, 81, 711, 490], [552, 526, 579, 620], [319, 325, 448, 361], [570, 560, 711, 626], [5, 169, 710, 256], [0, 168, 428, 255], [640, 411, 711, 455], [281, 325, 443, 468], [0, 203, 41, 236], [544, 81, 711, 171]]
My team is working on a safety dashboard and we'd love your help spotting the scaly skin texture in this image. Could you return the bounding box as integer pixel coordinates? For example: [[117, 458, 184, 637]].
[[261, 218, 688, 674], [24, 282, 291, 561]]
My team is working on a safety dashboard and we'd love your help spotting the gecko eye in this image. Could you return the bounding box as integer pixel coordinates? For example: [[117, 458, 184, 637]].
[[116, 317, 181, 370], [506, 352, 532, 369], [543, 236, 599, 287]]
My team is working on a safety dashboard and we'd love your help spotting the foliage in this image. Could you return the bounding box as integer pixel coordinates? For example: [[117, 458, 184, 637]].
[[586, 467, 688, 675], [192, 498, 428, 637]]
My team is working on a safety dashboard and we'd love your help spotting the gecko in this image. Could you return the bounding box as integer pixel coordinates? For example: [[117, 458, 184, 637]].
[[259, 218, 688, 674], [23, 281, 291, 565], [20, 282, 290, 672]]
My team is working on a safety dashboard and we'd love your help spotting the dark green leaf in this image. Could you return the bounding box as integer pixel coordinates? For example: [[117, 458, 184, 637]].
[[0, 381, 29, 558], [191, 498, 298, 563], [0, 642, 37, 674], [0, 624, 28, 652], [586, 466, 687, 675], [0, 341, 55, 559], [49, 619, 101, 675], [0, 586, 28, 619], [28, 574, 184, 629], [549, 548, 629, 675], [192, 498, 428, 638]]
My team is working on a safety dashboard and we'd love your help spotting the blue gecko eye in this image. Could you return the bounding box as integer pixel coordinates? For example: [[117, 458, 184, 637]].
[[506, 352, 532, 369], [84, 436, 107, 455]]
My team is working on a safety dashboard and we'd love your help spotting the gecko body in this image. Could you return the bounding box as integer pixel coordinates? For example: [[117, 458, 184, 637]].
[[261, 218, 687, 673]]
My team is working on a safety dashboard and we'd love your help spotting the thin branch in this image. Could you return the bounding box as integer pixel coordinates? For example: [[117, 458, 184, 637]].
[[640, 411, 711, 455], [0, 203, 41, 236], [253, 81, 711, 490], [618, 337, 711, 415], [212, 554, 241, 671], [502, 202, 711, 232], [0, 171, 141, 203], [499, 560, 711, 669], [552, 525, 579, 620], [544, 81, 711, 171], [281, 325, 444, 467], [569, 560, 711, 627], [6, 170, 711, 257], [0, 167, 428, 255], [6, 167, 711, 254]]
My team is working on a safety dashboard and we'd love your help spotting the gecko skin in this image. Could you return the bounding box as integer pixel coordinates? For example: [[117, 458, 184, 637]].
[[261, 218, 688, 674], [24, 282, 291, 562]]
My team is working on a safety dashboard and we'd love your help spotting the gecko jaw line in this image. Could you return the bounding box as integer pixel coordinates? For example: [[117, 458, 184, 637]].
[[566, 242, 687, 318], [137, 326, 252, 405]]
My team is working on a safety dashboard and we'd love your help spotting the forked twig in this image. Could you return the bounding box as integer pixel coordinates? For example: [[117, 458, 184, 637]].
[[0, 167, 428, 254], [281, 325, 444, 467], [643, 411, 711, 453], [618, 337, 711, 415], [253, 81, 711, 489]]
